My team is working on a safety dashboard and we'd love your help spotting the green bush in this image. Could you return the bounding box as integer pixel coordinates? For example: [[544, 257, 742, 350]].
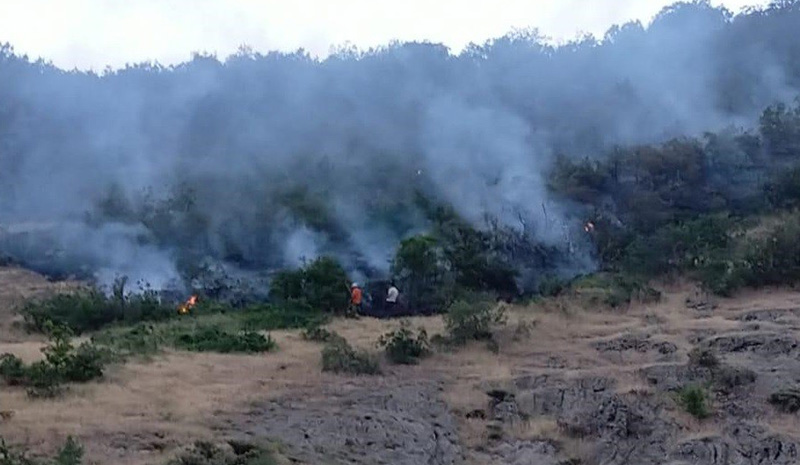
[[238, 301, 326, 331], [173, 326, 276, 354], [62, 343, 106, 383], [391, 234, 454, 311], [24, 361, 64, 399], [677, 385, 711, 419], [167, 440, 277, 465], [21, 280, 174, 334], [738, 216, 800, 288], [0, 354, 26, 386], [764, 164, 800, 208], [537, 275, 568, 297], [570, 273, 661, 307], [321, 338, 381, 375], [269, 257, 350, 314], [92, 301, 323, 357], [688, 347, 720, 369], [303, 257, 350, 313], [444, 297, 506, 345], [301, 323, 342, 344], [377, 320, 430, 364], [21, 290, 112, 334], [695, 259, 745, 297], [0, 436, 84, 465], [54, 437, 84, 465], [91, 323, 161, 359], [619, 215, 734, 280], [0, 324, 107, 398]]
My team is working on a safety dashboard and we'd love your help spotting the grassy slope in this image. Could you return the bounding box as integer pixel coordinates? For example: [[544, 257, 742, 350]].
[[3, 267, 800, 463]]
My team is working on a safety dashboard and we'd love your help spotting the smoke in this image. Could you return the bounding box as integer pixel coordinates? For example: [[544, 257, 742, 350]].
[[0, 1, 799, 290]]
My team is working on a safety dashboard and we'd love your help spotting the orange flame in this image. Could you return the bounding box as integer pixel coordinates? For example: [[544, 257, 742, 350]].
[[178, 295, 198, 315]]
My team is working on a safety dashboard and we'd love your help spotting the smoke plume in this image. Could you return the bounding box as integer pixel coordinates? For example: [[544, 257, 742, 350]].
[[0, 1, 799, 291]]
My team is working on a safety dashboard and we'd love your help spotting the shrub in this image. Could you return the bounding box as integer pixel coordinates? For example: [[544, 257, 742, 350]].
[[444, 297, 506, 345], [0, 354, 26, 386], [677, 385, 710, 419], [269, 269, 305, 302], [738, 215, 800, 288], [301, 323, 342, 344], [696, 259, 745, 297], [538, 275, 568, 297], [21, 280, 174, 334], [239, 301, 325, 331], [764, 164, 800, 208], [377, 320, 430, 364], [391, 235, 454, 311], [168, 440, 277, 465], [621, 216, 733, 278], [0, 324, 107, 398], [269, 257, 350, 314], [321, 339, 381, 375], [21, 290, 112, 334], [24, 361, 64, 399], [688, 347, 720, 369], [570, 273, 660, 307], [173, 327, 276, 354], [62, 343, 106, 383], [91, 323, 161, 358], [713, 366, 756, 393], [303, 257, 350, 314], [0, 436, 84, 465], [54, 437, 84, 465]]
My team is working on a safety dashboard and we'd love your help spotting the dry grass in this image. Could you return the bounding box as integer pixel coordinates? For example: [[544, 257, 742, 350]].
[[559, 436, 598, 464], [0, 266, 83, 341], [508, 417, 562, 442], [0, 325, 340, 464], [3, 266, 800, 464]]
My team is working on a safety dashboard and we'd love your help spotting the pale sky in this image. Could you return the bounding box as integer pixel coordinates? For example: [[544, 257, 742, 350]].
[[0, 0, 769, 71]]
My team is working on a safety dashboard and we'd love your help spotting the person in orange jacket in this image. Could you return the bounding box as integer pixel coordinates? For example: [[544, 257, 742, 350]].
[[349, 282, 362, 318]]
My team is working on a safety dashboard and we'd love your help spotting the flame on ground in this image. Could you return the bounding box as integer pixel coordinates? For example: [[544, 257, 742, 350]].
[[178, 295, 198, 315]]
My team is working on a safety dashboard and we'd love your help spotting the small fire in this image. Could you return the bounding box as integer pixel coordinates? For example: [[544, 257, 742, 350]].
[[584, 221, 595, 233], [178, 295, 198, 315]]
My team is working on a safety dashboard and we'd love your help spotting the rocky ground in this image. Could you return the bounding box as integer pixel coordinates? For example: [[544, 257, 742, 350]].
[[3, 269, 800, 464]]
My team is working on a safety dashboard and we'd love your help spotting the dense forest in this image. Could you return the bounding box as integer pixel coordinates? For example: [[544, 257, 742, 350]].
[[2, 1, 800, 306]]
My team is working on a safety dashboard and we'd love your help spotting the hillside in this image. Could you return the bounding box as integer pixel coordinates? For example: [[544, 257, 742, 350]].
[[2, 267, 800, 464]]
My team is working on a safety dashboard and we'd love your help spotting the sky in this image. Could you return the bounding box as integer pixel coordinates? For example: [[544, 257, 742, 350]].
[[0, 0, 770, 71]]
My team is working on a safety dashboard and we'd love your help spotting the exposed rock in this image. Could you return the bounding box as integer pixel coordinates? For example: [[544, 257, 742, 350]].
[[672, 424, 800, 465], [223, 382, 462, 465], [641, 364, 712, 392], [687, 329, 718, 344], [738, 308, 800, 322], [593, 334, 653, 353], [704, 333, 800, 357], [592, 334, 678, 357], [478, 440, 561, 465], [512, 375, 614, 417]]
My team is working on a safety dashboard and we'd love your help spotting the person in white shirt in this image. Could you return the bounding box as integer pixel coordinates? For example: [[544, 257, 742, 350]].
[[386, 282, 399, 312]]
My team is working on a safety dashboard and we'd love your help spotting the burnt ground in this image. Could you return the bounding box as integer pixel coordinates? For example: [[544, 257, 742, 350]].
[[3, 268, 800, 464]]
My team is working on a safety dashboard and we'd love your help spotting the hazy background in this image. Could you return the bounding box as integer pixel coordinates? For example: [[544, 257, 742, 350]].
[[0, 0, 768, 70], [1, 0, 798, 294]]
